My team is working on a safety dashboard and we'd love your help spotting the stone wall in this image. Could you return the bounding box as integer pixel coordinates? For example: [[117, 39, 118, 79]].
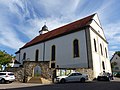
[[5, 67, 24, 82], [5, 61, 53, 82], [76, 68, 94, 80], [5, 61, 94, 82], [23, 61, 53, 80]]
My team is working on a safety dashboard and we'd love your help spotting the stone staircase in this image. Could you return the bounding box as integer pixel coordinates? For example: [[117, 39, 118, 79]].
[[28, 77, 42, 83], [28, 77, 52, 84]]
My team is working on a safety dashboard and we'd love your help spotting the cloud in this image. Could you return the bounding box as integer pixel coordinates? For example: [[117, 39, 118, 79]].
[[0, 0, 119, 58], [104, 22, 120, 58], [0, 27, 25, 50], [0, 0, 81, 51]]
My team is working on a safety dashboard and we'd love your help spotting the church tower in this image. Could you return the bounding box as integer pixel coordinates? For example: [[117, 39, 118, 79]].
[[39, 24, 49, 35]]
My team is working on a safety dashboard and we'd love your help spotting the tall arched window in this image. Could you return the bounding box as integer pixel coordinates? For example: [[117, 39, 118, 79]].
[[35, 49, 39, 61], [94, 39, 97, 52], [23, 53, 26, 60], [105, 48, 108, 58], [73, 39, 80, 58], [51, 45, 56, 61], [100, 44, 103, 55], [102, 61, 105, 70]]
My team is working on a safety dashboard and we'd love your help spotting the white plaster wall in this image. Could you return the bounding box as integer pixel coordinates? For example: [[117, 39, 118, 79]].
[[16, 53, 20, 62], [19, 30, 88, 68], [111, 54, 120, 71], [90, 14, 106, 39], [9, 63, 20, 67], [89, 28, 111, 78], [45, 30, 88, 68], [20, 43, 44, 62]]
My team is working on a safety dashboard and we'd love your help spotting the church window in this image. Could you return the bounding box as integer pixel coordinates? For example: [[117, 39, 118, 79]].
[[35, 49, 39, 61], [23, 53, 26, 60], [51, 45, 56, 61], [100, 44, 103, 55], [73, 39, 80, 58], [102, 61, 105, 70], [105, 48, 108, 58], [51, 63, 55, 68], [94, 39, 97, 52]]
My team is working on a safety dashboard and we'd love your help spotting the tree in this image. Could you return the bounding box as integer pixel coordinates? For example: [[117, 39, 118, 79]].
[[0, 50, 13, 70], [115, 51, 120, 57]]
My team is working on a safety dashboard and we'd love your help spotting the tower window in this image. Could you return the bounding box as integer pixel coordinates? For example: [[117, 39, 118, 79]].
[[73, 39, 80, 58], [35, 49, 39, 61]]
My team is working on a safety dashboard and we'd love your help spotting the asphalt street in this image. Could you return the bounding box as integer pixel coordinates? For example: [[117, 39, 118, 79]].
[[2, 81, 120, 90]]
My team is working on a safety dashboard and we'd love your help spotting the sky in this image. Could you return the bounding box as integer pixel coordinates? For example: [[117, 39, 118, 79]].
[[0, 0, 120, 58]]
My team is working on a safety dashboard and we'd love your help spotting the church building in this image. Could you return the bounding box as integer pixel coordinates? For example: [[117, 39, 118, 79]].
[[15, 13, 111, 81]]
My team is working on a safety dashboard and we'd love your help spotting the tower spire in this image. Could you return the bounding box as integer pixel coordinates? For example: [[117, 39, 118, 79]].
[[39, 23, 49, 35]]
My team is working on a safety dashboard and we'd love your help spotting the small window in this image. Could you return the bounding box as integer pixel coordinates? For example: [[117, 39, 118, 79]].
[[100, 44, 103, 55], [51, 63, 55, 68], [105, 48, 108, 58], [51, 45, 56, 61], [35, 49, 39, 61], [94, 39, 97, 52], [0, 73, 6, 75], [115, 67, 119, 70], [102, 61, 105, 70], [73, 39, 80, 58], [23, 53, 26, 60], [8, 73, 14, 76]]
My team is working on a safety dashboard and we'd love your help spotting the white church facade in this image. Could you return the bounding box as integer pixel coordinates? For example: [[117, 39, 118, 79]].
[[16, 13, 111, 80]]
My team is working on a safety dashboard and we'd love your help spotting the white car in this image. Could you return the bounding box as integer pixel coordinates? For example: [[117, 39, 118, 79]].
[[56, 72, 88, 83], [0, 72, 15, 84]]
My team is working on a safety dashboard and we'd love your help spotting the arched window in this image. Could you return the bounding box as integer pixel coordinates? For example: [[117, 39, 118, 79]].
[[73, 39, 80, 58], [94, 39, 97, 52], [100, 44, 103, 55], [23, 53, 26, 60], [102, 61, 105, 70], [105, 48, 108, 58], [35, 49, 39, 61], [51, 45, 56, 61]]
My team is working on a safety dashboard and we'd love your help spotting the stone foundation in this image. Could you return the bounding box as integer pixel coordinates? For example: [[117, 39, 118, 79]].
[[5, 61, 94, 83], [6, 61, 54, 83], [76, 68, 94, 80]]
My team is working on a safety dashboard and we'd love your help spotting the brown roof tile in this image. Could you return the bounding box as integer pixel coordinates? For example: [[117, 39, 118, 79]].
[[21, 14, 95, 49]]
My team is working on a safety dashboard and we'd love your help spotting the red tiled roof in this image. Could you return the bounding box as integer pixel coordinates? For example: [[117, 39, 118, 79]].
[[21, 14, 95, 49]]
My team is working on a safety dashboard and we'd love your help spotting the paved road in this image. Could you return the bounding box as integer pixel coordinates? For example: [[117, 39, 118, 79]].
[[1, 81, 120, 90], [0, 82, 43, 90]]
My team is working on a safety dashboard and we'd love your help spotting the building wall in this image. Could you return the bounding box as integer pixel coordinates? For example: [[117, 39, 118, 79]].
[[90, 14, 106, 39], [111, 54, 120, 72], [18, 30, 88, 68], [89, 27, 111, 78], [45, 29, 88, 68], [9, 63, 20, 67], [20, 43, 44, 62]]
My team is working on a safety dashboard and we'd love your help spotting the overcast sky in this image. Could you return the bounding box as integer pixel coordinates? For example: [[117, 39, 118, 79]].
[[0, 0, 120, 58]]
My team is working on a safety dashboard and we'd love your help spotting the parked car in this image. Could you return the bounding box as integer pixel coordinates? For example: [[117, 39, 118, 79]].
[[0, 72, 15, 84], [114, 72, 120, 78], [55, 72, 88, 83], [97, 72, 113, 81]]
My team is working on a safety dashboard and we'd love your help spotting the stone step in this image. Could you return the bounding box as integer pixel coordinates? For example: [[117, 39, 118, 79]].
[[28, 77, 42, 83], [41, 78, 52, 84]]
